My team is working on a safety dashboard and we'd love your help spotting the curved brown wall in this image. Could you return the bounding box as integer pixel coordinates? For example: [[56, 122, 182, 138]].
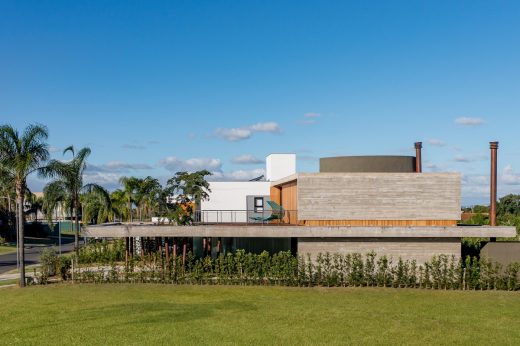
[[319, 156, 416, 173]]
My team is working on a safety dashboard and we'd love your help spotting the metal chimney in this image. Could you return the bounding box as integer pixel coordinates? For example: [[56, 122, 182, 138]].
[[490, 141, 498, 228], [414, 142, 422, 173]]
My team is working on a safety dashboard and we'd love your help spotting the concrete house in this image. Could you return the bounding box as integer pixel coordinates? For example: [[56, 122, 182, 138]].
[[85, 142, 515, 264]]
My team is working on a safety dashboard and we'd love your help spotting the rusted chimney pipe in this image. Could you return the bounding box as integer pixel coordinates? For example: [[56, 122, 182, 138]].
[[490, 141, 498, 228], [414, 142, 422, 173]]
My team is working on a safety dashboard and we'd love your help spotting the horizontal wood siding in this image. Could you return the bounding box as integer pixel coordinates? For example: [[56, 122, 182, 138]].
[[302, 220, 458, 227]]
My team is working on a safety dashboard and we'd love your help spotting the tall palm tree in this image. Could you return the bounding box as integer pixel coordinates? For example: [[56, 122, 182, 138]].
[[0, 124, 49, 287], [110, 189, 128, 222], [42, 179, 69, 228], [136, 176, 161, 221], [0, 165, 16, 240], [119, 176, 140, 222], [40, 146, 104, 254], [81, 185, 112, 224], [26, 193, 44, 222]]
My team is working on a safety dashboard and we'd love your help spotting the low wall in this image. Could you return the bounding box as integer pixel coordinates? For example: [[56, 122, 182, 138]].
[[298, 237, 461, 265], [480, 242, 520, 266]]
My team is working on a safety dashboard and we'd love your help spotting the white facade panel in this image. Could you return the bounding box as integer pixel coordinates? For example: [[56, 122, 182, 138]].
[[266, 154, 296, 181], [200, 181, 271, 222]]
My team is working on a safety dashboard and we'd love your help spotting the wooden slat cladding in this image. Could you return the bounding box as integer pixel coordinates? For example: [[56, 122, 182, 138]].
[[280, 180, 298, 224], [270, 186, 281, 205], [270, 180, 299, 224], [302, 220, 458, 227]]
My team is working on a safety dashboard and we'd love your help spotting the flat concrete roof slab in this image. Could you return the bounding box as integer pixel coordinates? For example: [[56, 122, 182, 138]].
[[84, 224, 516, 239]]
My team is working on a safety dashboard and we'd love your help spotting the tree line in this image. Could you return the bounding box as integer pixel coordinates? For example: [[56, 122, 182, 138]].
[[0, 123, 211, 287]]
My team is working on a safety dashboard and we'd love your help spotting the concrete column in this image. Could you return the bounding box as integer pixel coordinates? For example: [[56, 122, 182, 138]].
[[414, 142, 422, 173], [490, 141, 499, 241]]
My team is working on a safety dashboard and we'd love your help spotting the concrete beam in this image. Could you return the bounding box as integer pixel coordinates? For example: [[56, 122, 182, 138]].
[[84, 224, 516, 239]]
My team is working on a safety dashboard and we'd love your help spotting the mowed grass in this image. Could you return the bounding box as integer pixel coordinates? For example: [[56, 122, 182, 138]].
[[1, 285, 520, 345]]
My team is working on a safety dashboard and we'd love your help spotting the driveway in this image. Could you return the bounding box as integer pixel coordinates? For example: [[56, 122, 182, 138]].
[[0, 237, 83, 274]]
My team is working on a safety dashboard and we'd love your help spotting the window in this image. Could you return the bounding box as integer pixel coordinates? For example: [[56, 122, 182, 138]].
[[254, 197, 264, 212]]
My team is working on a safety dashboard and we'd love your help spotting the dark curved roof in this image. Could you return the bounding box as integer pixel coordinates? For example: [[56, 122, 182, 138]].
[[319, 155, 416, 173]]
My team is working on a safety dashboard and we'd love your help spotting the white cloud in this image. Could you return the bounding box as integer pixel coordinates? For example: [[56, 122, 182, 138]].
[[49, 146, 61, 153], [502, 165, 520, 185], [231, 154, 264, 164], [299, 112, 321, 125], [248, 122, 280, 133], [454, 117, 484, 126], [455, 155, 470, 163], [428, 139, 445, 147], [84, 172, 122, 189], [210, 168, 266, 181], [215, 122, 281, 141], [158, 157, 222, 173], [454, 154, 486, 163], [87, 161, 152, 173], [215, 128, 252, 141]]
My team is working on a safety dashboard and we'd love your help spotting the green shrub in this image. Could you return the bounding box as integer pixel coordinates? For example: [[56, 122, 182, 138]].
[[64, 248, 520, 291], [38, 247, 59, 284]]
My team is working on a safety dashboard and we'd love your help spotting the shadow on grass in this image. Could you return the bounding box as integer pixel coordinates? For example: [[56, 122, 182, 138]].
[[0, 299, 258, 337]]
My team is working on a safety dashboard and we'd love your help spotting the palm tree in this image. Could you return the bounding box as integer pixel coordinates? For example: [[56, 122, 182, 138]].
[[119, 176, 140, 222], [0, 165, 16, 240], [110, 189, 128, 222], [81, 186, 112, 224], [42, 179, 69, 234], [26, 193, 44, 222], [40, 146, 104, 254], [135, 176, 161, 221], [0, 124, 49, 287]]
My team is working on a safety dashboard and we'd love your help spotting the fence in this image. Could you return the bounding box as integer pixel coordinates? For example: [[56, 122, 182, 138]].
[[194, 209, 299, 225]]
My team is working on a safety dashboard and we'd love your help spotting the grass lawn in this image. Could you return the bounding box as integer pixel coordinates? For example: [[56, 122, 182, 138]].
[[1, 285, 519, 345], [0, 245, 16, 255], [0, 279, 17, 286]]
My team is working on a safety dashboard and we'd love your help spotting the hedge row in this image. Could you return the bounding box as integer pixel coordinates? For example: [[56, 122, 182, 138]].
[[41, 247, 520, 290]]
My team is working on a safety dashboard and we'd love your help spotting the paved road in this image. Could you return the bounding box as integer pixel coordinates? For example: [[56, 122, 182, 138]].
[[0, 238, 83, 274]]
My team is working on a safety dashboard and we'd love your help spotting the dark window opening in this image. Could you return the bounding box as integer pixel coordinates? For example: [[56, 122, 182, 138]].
[[254, 197, 264, 212]]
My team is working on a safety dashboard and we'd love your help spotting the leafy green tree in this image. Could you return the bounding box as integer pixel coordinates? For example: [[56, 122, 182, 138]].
[[165, 170, 212, 225], [40, 146, 104, 254], [497, 194, 520, 216], [0, 124, 49, 287], [472, 205, 490, 214]]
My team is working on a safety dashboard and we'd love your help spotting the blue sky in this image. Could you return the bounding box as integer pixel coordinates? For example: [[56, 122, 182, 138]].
[[1, 1, 519, 205]]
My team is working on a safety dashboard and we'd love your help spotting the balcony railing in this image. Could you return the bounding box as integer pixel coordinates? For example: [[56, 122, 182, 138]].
[[194, 209, 298, 225]]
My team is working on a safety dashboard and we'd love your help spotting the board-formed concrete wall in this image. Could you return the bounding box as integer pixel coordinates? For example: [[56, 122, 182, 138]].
[[297, 173, 461, 221], [298, 237, 461, 265]]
